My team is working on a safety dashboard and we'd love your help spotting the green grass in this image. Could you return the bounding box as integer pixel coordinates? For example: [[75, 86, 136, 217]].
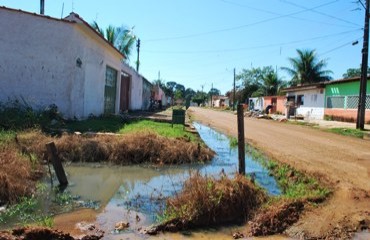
[[326, 128, 364, 138], [286, 120, 318, 128], [119, 120, 197, 142], [246, 145, 331, 202], [65, 117, 198, 142], [229, 137, 238, 148], [65, 115, 124, 132], [0, 130, 15, 145]]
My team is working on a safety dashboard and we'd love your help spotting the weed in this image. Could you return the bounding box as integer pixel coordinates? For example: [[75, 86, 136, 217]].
[[246, 146, 330, 201], [0, 99, 63, 131], [65, 115, 124, 133], [326, 128, 364, 138], [229, 137, 238, 148]]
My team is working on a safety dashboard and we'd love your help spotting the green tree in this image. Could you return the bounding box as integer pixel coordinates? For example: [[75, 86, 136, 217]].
[[192, 90, 207, 106], [281, 49, 332, 86], [90, 22, 137, 60], [208, 88, 221, 97], [342, 66, 370, 79], [185, 88, 196, 100]]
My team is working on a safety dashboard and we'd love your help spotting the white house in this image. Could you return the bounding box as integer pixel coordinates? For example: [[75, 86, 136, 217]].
[[282, 83, 326, 120], [0, 7, 125, 119], [248, 97, 264, 111]]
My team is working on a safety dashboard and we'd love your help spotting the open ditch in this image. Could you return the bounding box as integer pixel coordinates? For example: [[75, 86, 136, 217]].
[[0, 122, 330, 239]]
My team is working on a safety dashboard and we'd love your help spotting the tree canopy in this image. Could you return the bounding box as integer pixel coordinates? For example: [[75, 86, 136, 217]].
[[281, 49, 332, 86], [90, 21, 137, 61], [342, 66, 370, 79]]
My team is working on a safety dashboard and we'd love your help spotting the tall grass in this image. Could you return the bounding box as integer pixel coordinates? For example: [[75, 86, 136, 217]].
[[159, 173, 266, 230]]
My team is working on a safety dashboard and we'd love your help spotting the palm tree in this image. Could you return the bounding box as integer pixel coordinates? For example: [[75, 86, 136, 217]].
[[261, 71, 285, 96], [281, 49, 332, 86], [90, 22, 137, 61]]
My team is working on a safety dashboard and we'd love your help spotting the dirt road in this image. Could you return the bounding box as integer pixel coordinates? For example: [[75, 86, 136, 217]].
[[189, 107, 370, 238]]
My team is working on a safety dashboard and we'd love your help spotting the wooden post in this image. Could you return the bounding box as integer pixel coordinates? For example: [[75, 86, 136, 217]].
[[237, 104, 245, 175], [46, 142, 68, 186]]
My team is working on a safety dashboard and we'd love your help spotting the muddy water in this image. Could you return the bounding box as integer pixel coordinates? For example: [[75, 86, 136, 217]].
[[54, 123, 282, 239]]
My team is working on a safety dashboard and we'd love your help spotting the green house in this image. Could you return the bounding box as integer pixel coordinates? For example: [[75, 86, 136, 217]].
[[325, 77, 370, 123]]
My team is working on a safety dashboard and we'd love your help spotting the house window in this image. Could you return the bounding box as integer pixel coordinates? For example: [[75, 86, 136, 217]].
[[297, 95, 304, 106]]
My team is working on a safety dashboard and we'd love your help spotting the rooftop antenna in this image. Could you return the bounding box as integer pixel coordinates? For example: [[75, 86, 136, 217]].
[[72, 0, 75, 12], [61, 2, 64, 18]]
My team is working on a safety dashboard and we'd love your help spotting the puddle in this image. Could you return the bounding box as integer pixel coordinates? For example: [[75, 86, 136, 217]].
[[52, 122, 282, 239]]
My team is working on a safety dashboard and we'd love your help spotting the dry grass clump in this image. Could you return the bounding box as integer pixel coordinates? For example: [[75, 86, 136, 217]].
[[15, 131, 214, 165], [157, 173, 267, 231], [248, 199, 304, 236], [109, 132, 213, 164], [0, 147, 41, 204]]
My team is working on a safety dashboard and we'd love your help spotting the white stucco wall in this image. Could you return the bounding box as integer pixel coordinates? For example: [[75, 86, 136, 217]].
[[249, 97, 264, 111], [0, 8, 123, 119], [287, 89, 325, 120]]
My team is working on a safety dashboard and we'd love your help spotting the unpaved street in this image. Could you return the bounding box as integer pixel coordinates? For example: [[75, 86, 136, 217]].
[[189, 107, 370, 238]]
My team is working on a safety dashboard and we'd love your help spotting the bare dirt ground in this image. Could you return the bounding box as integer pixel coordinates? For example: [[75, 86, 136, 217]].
[[188, 107, 370, 239]]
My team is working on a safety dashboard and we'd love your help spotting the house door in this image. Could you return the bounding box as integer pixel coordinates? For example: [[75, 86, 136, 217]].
[[120, 73, 131, 112], [104, 66, 117, 114], [271, 98, 277, 114]]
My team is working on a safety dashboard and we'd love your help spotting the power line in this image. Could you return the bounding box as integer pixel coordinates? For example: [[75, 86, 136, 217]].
[[219, 0, 358, 29], [143, 0, 340, 42], [280, 0, 361, 27], [320, 37, 362, 55], [143, 29, 361, 54]]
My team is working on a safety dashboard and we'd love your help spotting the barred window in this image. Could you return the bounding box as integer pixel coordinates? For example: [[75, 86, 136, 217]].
[[326, 96, 345, 109], [346, 96, 359, 109]]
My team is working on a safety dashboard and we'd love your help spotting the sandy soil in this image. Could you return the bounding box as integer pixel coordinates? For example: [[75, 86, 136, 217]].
[[188, 107, 370, 239]]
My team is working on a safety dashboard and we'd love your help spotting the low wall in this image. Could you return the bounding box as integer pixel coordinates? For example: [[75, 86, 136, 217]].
[[324, 109, 370, 123]]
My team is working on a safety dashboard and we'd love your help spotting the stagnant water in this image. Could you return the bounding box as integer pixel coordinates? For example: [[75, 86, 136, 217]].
[[51, 122, 281, 239]]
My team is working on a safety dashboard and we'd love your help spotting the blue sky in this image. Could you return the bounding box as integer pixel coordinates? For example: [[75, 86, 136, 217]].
[[1, 0, 364, 94]]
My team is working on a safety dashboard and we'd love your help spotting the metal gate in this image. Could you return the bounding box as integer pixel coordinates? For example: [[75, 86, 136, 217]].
[[104, 66, 117, 114]]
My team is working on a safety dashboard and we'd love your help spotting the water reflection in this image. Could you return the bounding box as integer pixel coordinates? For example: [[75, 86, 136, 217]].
[[64, 122, 280, 231]]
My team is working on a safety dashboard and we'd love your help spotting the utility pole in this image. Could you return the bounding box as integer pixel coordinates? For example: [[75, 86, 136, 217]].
[[211, 83, 213, 108], [136, 38, 141, 72], [233, 68, 236, 111], [357, 0, 369, 130], [40, 0, 45, 15]]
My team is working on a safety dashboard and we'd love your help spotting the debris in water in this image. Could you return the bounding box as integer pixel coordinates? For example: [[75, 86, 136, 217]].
[[114, 221, 130, 231]]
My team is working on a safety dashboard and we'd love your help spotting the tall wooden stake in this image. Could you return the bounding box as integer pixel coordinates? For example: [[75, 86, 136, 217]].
[[46, 142, 68, 186], [237, 104, 245, 175]]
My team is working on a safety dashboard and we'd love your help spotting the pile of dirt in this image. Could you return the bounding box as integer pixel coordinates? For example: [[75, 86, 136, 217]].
[[16, 131, 214, 165], [146, 173, 267, 234], [248, 199, 304, 236], [0, 147, 43, 204], [0, 227, 102, 240]]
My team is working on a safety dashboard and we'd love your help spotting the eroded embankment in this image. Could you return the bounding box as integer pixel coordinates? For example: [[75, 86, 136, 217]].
[[16, 131, 214, 164], [0, 227, 103, 240]]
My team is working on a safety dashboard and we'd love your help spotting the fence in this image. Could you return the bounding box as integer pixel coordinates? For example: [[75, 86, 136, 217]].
[[326, 95, 370, 109]]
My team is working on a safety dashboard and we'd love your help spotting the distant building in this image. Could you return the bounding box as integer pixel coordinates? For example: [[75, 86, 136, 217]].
[[281, 76, 370, 122]]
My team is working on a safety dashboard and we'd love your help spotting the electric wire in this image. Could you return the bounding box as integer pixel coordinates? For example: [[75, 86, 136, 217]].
[[280, 0, 361, 27], [143, 0, 339, 42], [142, 29, 361, 54]]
